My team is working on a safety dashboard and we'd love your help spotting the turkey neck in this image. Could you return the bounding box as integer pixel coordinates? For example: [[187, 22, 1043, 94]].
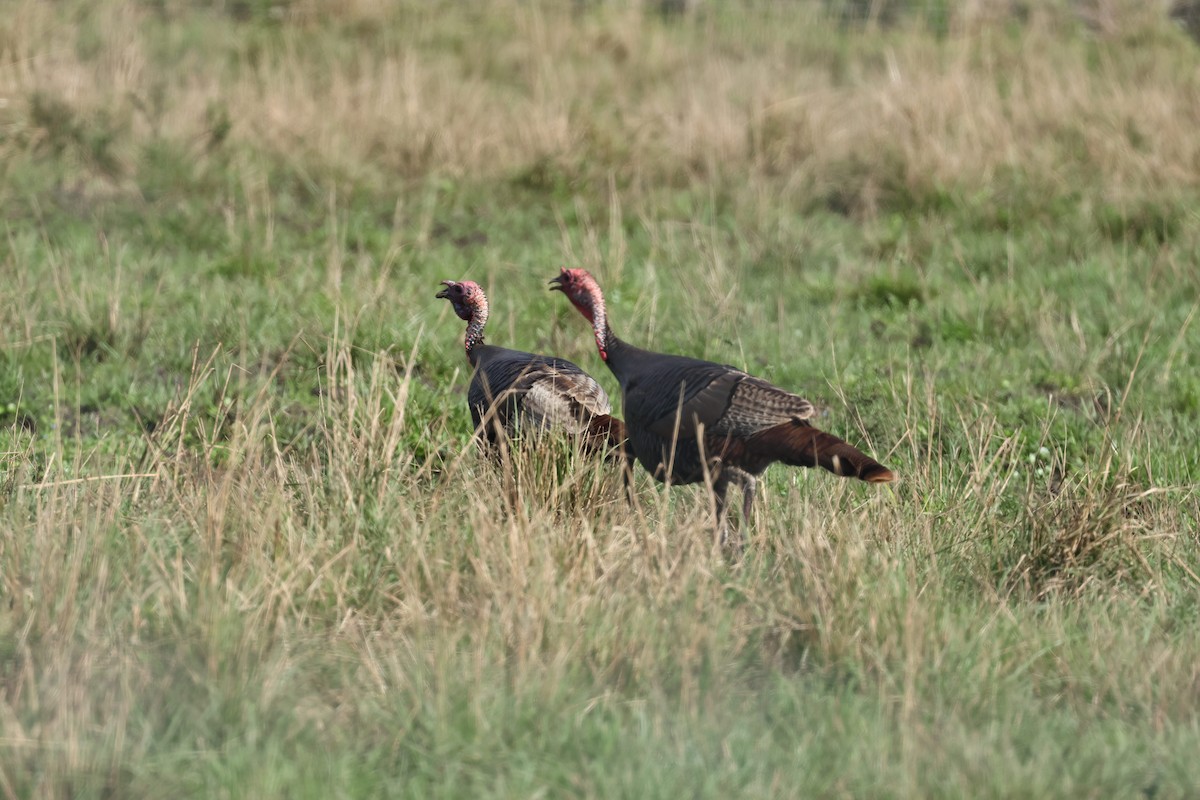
[[463, 307, 487, 366], [587, 293, 646, 386], [577, 286, 647, 386], [594, 325, 642, 388]]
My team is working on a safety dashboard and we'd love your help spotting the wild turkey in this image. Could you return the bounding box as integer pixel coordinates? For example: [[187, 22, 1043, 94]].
[[436, 280, 626, 456], [550, 268, 895, 544]]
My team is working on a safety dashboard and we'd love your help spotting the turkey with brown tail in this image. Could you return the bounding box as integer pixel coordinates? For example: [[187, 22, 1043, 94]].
[[549, 268, 895, 547], [436, 280, 626, 458]]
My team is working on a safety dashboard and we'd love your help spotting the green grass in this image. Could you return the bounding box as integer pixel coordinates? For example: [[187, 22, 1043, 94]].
[[2, 1, 1200, 797]]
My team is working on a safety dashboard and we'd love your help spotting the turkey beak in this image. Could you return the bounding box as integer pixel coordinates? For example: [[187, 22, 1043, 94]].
[[435, 280, 455, 300], [548, 275, 564, 293]]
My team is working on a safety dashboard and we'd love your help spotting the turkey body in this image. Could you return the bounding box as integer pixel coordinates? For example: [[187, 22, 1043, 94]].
[[467, 344, 620, 450], [605, 338, 893, 486]]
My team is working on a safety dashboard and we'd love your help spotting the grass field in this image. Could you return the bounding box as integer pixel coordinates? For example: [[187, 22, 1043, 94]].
[[3, 0, 1200, 796]]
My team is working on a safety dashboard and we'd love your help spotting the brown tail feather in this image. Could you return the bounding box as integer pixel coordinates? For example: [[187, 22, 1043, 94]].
[[747, 421, 895, 483], [584, 413, 630, 463]]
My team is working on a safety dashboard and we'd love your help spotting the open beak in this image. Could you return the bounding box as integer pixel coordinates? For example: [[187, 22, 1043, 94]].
[[548, 274, 565, 292], [435, 280, 455, 300]]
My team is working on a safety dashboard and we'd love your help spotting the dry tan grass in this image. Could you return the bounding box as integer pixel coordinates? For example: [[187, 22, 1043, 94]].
[[2, 264, 1198, 793], [4, 1, 1199, 211]]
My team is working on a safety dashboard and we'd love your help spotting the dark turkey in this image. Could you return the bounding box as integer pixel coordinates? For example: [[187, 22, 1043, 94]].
[[550, 268, 894, 545], [436, 280, 625, 456]]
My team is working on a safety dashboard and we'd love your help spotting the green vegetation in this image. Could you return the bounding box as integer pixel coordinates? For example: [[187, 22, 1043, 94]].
[[2, 1, 1199, 796]]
